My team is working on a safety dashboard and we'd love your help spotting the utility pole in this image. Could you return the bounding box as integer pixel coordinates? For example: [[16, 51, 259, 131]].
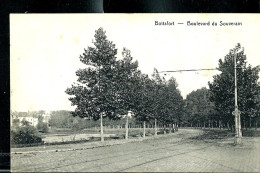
[[231, 43, 243, 145]]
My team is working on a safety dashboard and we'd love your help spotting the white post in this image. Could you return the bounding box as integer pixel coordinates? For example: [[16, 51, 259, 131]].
[[154, 119, 157, 136], [125, 111, 130, 140], [143, 121, 146, 138], [100, 114, 104, 142]]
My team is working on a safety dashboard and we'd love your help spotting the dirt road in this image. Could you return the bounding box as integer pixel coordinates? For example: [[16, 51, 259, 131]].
[[11, 129, 260, 172]]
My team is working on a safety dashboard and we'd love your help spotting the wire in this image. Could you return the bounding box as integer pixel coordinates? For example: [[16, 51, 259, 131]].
[[158, 66, 258, 73], [159, 68, 218, 73]]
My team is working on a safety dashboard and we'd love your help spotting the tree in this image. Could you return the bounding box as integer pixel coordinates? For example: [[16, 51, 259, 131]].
[[66, 28, 121, 142], [150, 69, 184, 135], [132, 73, 154, 138], [184, 87, 215, 128], [37, 115, 48, 133], [49, 110, 72, 128], [208, 44, 260, 130], [115, 48, 139, 113], [166, 77, 184, 132], [114, 48, 140, 139], [154, 77, 183, 134], [151, 69, 164, 135]]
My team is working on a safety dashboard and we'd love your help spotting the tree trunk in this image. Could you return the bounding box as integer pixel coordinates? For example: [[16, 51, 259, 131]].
[[163, 125, 166, 135], [125, 116, 128, 140], [172, 123, 175, 133], [208, 120, 210, 129], [211, 121, 213, 128], [249, 117, 252, 129], [219, 120, 221, 129], [227, 122, 230, 130], [243, 120, 245, 129], [255, 121, 257, 130], [154, 119, 157, 136], [143, 121, 146, 138], [176, 124, 179, 131], [191, 122, 193, 128], [100, 114, 104, 142], [204, 121, 206, 129]]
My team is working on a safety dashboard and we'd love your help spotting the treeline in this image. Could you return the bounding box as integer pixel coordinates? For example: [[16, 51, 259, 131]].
[[11, 110, 45, 118]]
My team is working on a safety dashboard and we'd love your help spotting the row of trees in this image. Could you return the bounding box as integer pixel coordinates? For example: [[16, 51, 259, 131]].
[[66, 28, 260, 142], [66, 28, 184, 141]]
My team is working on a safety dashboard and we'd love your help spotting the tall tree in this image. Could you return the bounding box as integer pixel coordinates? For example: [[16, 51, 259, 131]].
[[156, 77, 183, 134], [151, 68, 164, 135], [184, 87, 215, 128], [208, 44, 260, 129], [66, 28, 119, 142], [132, 73, 154, 138], [114, 48, 139, 139], [166, 77, 184, 132]]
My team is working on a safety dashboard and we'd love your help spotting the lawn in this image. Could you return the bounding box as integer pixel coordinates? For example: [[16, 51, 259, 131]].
[[31, 127, 171, 147]]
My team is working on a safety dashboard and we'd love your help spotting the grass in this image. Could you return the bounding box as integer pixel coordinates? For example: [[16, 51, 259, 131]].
[[12, 127, 172, 148], [242, 129, 260, 137], [190, 128, 260, 141]]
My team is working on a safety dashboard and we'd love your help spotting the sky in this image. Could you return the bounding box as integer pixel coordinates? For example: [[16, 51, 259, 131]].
[[10, 14, 260, 112]]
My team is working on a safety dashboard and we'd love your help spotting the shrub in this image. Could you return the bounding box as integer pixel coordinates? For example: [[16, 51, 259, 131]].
[[37, 122, 49, 133], [11, 126, 42, 145]]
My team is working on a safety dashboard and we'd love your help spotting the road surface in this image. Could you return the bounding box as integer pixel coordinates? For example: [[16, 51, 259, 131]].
[[11, 129, 260, 172]]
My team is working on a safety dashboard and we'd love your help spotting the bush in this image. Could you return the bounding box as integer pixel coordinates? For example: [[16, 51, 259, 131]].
[[37, 122, 49, 133], [11, 126, 42, 145]]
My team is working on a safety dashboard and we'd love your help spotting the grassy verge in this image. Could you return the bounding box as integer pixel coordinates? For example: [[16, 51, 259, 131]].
[[190, 128, 260, 141], [12, 128, 173, 148]]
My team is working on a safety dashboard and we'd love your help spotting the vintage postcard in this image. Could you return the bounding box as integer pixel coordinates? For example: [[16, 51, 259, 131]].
[[10, 14, 260, 172]]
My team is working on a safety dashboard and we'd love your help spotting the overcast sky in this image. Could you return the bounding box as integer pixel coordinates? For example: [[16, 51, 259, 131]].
[[10, 14, 260, 112]]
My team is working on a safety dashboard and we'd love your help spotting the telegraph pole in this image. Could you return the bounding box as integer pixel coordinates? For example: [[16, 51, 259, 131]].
[[232, 43, 243, 145]]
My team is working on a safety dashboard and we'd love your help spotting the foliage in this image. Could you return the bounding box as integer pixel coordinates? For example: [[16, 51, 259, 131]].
[[49, 110, 73, 128], [21, 118, 30, 126], [208, 44, 260, 125], [113, 48, 139, 115], [37, 115, 48, 133], [11, 126, 42, 145], [151, 69, 184, 126], [66, 28, 119, 120], [65, 27, 185, 131], [11, 110, 45, 118], [184, 87, 216, 126], [132, 72, 154, 123]]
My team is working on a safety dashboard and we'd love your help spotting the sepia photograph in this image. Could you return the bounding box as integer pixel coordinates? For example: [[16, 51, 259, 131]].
[[10, 14, 260, 172]]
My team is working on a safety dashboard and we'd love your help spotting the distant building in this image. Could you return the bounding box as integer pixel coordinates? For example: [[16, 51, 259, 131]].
[[11, 110, 51, 128], [14, 116, 39, 127]]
